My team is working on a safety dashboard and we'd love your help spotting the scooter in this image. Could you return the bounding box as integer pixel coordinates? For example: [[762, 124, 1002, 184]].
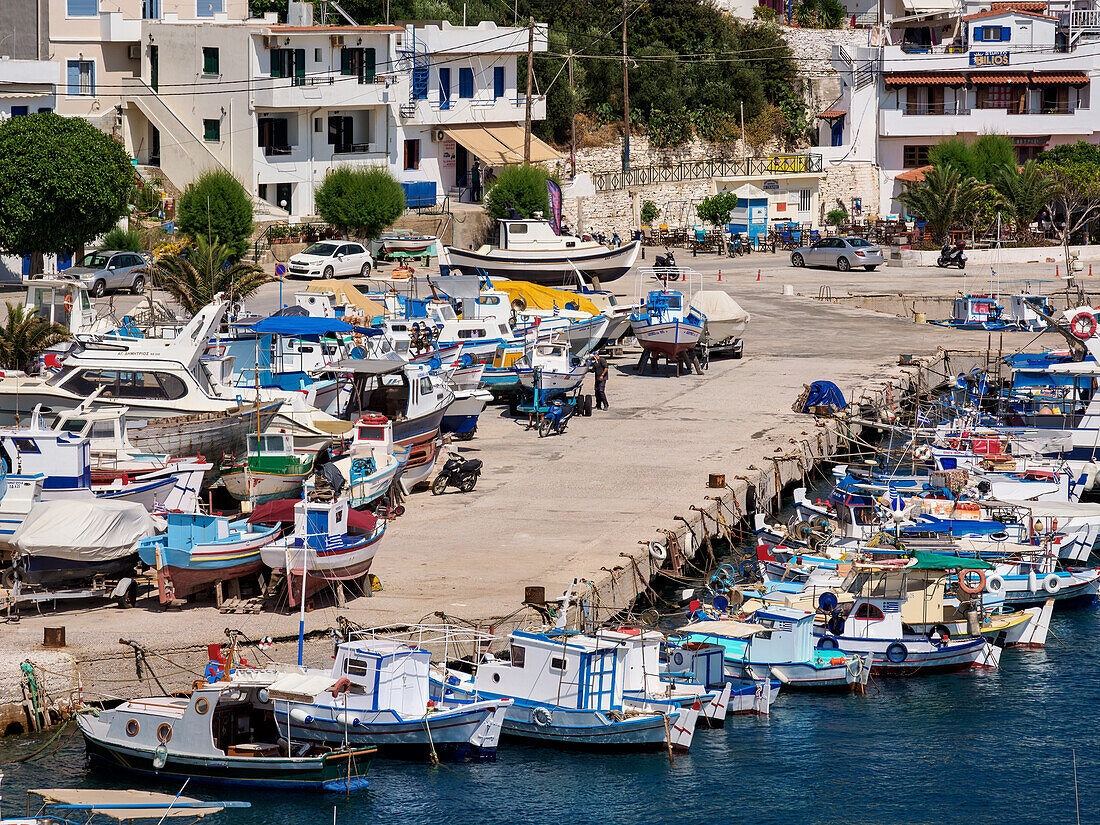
[[937, 241, 967, 269], [538, 398, 576, 438], [654, 249, 679, 281], [430, 453, 483, 495], [730, 234, 751, 256]]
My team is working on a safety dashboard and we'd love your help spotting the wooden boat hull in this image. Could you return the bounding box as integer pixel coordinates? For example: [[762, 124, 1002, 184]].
[[80, 731, 371, 790], [261, 524, 385, 606], [128, 404, 282, 462], [221, 468, 311, 505], [815, 633, 998, 674], [441, 241, 640, 286], [392, 409, 446, 492], [631, 319, 703, 357]]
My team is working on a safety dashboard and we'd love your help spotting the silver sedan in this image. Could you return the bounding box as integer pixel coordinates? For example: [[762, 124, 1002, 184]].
[[790, 237, 884, 271]]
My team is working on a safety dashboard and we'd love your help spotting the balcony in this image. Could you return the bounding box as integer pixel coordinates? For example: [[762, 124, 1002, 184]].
[[251, 74, 396, 110], [881, 106, 1091, 136], [99, 11, 141, 42], [0, 59, 59, 87]]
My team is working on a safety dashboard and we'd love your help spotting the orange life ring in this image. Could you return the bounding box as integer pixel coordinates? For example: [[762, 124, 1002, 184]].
[[1070, 311, 1097, 340], [330, 677, 352, 697], [64, 294, 74, 312], [958, 569, 986, 595]]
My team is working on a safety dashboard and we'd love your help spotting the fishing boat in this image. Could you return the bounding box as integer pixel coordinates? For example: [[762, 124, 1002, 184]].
[[137, 512, 281, 604], [259, 498, 386, 606], [690, 291, 750, 357], [440, 219, 640, 286], [432, 629, 699, 751], [230, 633, 511, 762], [515, 342, 589, 398], [307, 414, 405, 509], [380, 233, 437, 256], [335, 359, 454, 492], [221, 433, 315, 506], [630, 290, 705, 358], [442, 388, 493, 438], [75, 682, 375, 790], [680, 606, 872, 691]]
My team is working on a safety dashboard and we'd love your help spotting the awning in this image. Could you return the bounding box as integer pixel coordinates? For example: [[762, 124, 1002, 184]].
[[901, 0, 958, 11], [970, 73, 1030, 83], [1032, 72, 1090, 84], [300, 279, 388, 318], [443, 124, 563, 166], [884, 73, 967, 86], [817, 108, 847, 119]]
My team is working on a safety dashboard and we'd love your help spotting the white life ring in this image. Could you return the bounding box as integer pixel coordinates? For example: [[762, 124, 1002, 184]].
[[985, 573, 1006, 595], [1043, 573, 1063, 594], [649, 541, 668, 563], [914, 444, 934, 461], [532, 706, 553, 726]]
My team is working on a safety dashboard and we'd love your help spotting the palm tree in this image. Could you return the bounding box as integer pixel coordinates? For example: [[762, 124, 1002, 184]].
[[993, 160, 1061, 242], [139, 236, 273, 316], [0, 304, 70, 371], [898, 164, 990, 243]]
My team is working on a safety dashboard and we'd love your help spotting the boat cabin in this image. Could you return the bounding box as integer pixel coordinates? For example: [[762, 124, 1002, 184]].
[[496, 219, 581, 251], [597, 628, 667, 695], [951, 295, 1004, 327], [747, 606, 816, 664], [1006, 294, 1052, 330], [294, 498, 351, 550], [0, 416, 90, 490], [25, 278, 105, 337], [351, 414, 394, 462], [474, 630, 628, 712], [341, 362, 447, 424], [331, 640, 430, 716]]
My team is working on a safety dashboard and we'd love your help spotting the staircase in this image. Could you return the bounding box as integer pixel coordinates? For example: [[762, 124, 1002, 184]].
[[397, 25, 428, 119]]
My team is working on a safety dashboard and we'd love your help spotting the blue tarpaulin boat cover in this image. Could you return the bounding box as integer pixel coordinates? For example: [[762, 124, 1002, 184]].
[[799, 381, 847, 412], [251, 316, 353, 336]]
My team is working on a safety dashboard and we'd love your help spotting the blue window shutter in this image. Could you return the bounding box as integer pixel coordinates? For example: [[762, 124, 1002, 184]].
[[66, 61, 79, 95], [1002, 26, 1010, 41], [493, 66, 504, 99], [459, 68, 473, 98], [439, 67, 450, 109], [90, 62, 95, 95]]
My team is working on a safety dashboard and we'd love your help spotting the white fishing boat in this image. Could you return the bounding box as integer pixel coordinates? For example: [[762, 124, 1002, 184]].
[[221, 433, 314, 505], [308, 414, 405, 509], [515, 342, 588, 397], [441, 219, 639, 286], [380, 233, 437, 255], [630, 288, 704, 358]]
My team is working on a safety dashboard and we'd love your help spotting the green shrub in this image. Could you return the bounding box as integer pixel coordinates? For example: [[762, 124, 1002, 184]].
[[315, 166, 406, 240], [825, 208, 848, 227], [99, 225, 144, 252], [648, 109, 693, 148], [176, 170, 254, 260], [483, 164, 559, 222], [696, 192, 738, 227], [640, 200, 660, 225]]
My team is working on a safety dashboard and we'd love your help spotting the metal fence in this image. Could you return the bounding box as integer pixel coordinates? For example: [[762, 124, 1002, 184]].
[[591, 154, 823, 192]]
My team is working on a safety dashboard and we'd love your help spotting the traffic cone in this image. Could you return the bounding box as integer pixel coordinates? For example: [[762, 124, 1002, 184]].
[[718, 270, 722, 282], [756, 269, 761, 282]]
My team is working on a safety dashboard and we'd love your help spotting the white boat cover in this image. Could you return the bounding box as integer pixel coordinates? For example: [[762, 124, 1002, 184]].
[[32, 789, 237, 819], [12, 499, 159, 561], [690, 291, 750, 340], [991, 498, 1100, 517], [264, 671, 339, 702], [680, 620, 768, 638]]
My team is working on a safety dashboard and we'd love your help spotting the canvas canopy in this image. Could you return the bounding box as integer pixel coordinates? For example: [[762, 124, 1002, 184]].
[[32, 789, 248, 819], [908, 551, 994, 571], [491, 280, 600, 316], [301, 280, 388, 319], [12, 499, 158, 562], [679, 620, 769, 638], [251, 316, 353, 336], [443, 124, 563, 166], [264, 672, 339, 702]]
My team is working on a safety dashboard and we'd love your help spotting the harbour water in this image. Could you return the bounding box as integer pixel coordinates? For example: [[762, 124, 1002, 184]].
[[2, 606, 1095, 825]]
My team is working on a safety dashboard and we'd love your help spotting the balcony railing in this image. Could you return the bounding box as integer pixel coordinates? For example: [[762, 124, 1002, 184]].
[[333, 143, 379, 154], [896, 104, 1084, 116], [904, 103, 968, 115], [262, 144, 293, 156], [592, 154, 823, 192]]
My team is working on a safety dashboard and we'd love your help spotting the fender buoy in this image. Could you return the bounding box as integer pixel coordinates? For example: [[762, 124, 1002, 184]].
[[818, 591, 839, 612], [1052, 517, 1059, 532], [985, 573, 1006, 595], [532, 706, 553, 726], [926, 624, 951, 647], [1043, 573, 1062, 594], [914, 444, 934, 461], [957, 569, 986, 595], [827, 613, 846, 636], [64, 294, 74, 313], [1070, 311, 1097, 340], [886, 642, 908, 663], [649, 541, 668, 563]]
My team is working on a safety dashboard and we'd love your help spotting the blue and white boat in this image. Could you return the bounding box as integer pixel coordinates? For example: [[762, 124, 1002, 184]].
[[630, 289, 705, 358], [431, 629, 699, 751]]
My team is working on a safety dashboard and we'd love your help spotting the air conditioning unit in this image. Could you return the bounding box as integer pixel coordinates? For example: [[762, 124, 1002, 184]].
[[331, 35, 345, 46], [431, 128, 445, 142], [128, 44, 140, 60], [262, 35, 276, 49]]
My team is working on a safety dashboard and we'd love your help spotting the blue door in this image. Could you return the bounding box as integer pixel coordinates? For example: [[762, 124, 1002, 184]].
[[582, 649, 617, 711]]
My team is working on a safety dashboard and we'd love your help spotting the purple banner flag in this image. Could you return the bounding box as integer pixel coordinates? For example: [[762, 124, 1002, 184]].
[[547, 179, 563, 235]]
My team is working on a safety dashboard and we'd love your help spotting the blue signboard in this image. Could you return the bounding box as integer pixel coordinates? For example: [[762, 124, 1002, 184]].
[[970, 51, 1010, 67]]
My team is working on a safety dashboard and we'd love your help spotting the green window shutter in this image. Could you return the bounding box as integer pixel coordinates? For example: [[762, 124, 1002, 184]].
[[294, 48, 305, 84], [271, 49, 283, 78], [340, 47, 352, 75], [203, 119, 220, 141], [363, 48, 376, 81], [203, 47, 219, 74]]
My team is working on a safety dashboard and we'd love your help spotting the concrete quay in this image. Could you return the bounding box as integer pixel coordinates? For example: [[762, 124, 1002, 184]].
[[0, 253, 1059, 717]]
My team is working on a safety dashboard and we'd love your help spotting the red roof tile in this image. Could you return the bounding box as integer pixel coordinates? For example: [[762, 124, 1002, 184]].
[[884, 73, 968, 86], [817, 109, 847, 118], [963, 8, 1058, 20]]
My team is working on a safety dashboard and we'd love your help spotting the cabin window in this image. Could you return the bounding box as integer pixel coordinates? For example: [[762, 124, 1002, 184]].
[[157, 723, 173, 742], [299, 345, 316, 354], [344, 658, 369, 676], [853, 603, 885, 621], [852, 507, 877, 526], [510, 644, 526, 667], [194, 698, 209, 714], [477, 296, 500, 305], [754, 631, 773, 640], [550, 657, 567, 671], [90, 421, 116, 440], [358, 426, 384, 441], [125, 719, 140, 736], [419, 377, 433, 395], [12, 438, 39, 454], [510, 224, 527, 234], [64, 370, 188, 401]]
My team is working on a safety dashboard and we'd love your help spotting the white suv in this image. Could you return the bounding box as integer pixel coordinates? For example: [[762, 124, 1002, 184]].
[[288, 241, 374, 279]]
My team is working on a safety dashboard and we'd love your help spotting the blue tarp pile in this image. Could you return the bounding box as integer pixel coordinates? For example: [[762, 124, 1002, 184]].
[[798, 381, 848, 413]]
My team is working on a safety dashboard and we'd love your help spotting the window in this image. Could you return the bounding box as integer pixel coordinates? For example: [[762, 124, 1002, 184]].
[[509, 644, 526, 667], [10, 106, 28, 118], [902, 145, 931, 168], [142, 0, 159, 18], [196, 0, 224, 16], [976, 24, 1009, 42], [328, 115, 353, 153], [66, 60, 95, 96], [258, 117, 290, 155], [493, 65, 505, 99], [404, 138, 420, 170], [798, 189, 811, 212], [270, 49, 305, 85], [37, 107, 52, 114], [340, 47, 376, 83], [203, 118, 220, 141], [64, 370, 188, 401], [419, 377, 433, 394], [459, 67, 474, 99], [344, 658, 369, 676], [550, 657, 567, 671], [853, 603, 885, 621], [202, 47, 219, 75], [314, 117, 322, 132], [439, 67, 451, 109], [314, 47, 322, 62], [67, 0, 97, 16], [977, 84, 1015, 110], [13, 438, 40, 454]]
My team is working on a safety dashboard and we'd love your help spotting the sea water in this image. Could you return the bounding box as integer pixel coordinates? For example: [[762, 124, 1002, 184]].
[[0, 605, 1095, 825]]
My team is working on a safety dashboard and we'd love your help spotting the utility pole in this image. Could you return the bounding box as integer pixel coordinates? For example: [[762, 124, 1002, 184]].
[[524, 16, 534, 164], [568, 50, 576, 177], [622, 0, 630, 173]]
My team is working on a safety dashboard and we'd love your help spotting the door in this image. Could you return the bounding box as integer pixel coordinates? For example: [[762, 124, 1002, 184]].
[[275, 182, 292, 212], [805, 240, 826, 265], [335, 244, 356, 276], [830, 239, 848, 268], [584, 649, 617, 711], [150, 126, 160, 165], [455, 143, 468, 190], [149, 45, 159, 92]]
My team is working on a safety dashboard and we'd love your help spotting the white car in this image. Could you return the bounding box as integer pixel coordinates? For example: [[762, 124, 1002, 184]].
[[287, 241, 374, 279]]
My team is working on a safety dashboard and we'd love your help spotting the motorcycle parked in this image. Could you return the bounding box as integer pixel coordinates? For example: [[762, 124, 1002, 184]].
[[538, 398, 576, 438], [937, 241, 967, 269], [729, 234, 751, 256], [430, 453, 483, 495], [654, 248, 679, 281]]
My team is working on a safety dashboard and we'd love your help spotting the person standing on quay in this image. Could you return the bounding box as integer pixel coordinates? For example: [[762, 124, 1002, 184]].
[[470, 160, 482, 203], [593, 353, 609, 410]]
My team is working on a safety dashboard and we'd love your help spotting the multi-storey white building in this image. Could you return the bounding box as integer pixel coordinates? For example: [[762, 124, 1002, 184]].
[[818, 0, 1100, 216], [0, 0, 558, 217]]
